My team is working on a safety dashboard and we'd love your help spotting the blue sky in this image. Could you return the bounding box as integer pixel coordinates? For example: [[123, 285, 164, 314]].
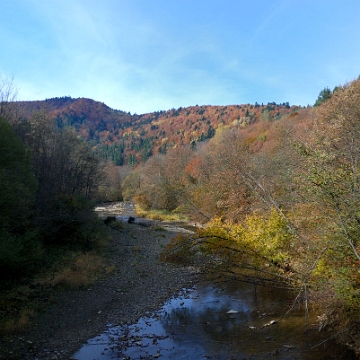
[[1, 0, 360, 114]]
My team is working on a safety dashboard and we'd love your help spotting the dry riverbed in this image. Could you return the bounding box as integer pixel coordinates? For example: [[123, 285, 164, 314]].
[[0, 222, 199, 360]]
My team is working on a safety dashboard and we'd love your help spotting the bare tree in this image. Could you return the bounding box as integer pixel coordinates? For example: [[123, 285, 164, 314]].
[[23, 112, 103, 233], [0, 75, 18, 121]]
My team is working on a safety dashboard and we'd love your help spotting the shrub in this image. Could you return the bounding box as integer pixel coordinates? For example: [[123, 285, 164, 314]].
[[0, 229, 43, 287], [39, 195, 108, 250], [49, 252, 103, 289]]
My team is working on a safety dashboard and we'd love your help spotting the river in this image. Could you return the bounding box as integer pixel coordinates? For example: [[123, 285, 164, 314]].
[[76, 202, 354, 359]]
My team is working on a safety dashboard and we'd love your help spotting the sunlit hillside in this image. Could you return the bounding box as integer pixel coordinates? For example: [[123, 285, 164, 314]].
[[17, 97, 302, 166]]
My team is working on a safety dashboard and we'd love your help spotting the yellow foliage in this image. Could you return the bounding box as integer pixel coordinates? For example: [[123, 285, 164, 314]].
[[161, 208, 294, 278], [241, 209, 292, 263], [50, 252, 103, 289], [312, 257, 328, 277], [160, 233, 197, 265], [201, 209, 292, 265], [3, 308, 35, 334]]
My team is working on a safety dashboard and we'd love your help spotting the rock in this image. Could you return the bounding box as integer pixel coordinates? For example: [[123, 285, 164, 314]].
[[226, 309, 239, 314], [104, 216, 116, 225], [260, 319, 278, 329]]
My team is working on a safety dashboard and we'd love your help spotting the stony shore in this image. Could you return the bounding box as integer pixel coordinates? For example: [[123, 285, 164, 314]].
[[1, 222, 199, 360]]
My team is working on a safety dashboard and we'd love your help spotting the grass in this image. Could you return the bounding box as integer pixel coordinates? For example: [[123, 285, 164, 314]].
[[2, 308, 36, 334], [151, 225, 167, 231], [136, 207, 189, 222], [108, 220, 124, 230], [0, 287, 44, 336], [0, 250, 104, 336], [0, 214, 112, 338], [133, 245, 142, 252], [105, 265, 117, 274], [49, 252, 103, 289]]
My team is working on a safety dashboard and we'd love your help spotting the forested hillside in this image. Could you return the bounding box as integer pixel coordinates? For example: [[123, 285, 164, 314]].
[[16, 97, 299, 166], [0, 91, 107, 291], [120, 78, 360, 355], [3, 75, 360, 355]]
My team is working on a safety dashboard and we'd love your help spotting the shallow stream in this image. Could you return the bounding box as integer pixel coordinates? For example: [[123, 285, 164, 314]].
[[73, 281, 353, 360], [82, 202, 353, 359]]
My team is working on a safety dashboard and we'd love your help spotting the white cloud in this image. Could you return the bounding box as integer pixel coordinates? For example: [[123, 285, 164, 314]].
[[2, 0, 360, 113]]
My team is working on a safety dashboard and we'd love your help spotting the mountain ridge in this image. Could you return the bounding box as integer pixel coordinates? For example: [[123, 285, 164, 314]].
[[15, 97, 302, 165]]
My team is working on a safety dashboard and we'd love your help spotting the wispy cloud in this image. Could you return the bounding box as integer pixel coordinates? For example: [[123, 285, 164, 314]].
[[1, 0, 360, 113]]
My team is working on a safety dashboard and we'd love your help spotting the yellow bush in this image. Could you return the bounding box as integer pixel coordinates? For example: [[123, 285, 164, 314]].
[[50, 252, 103, 289]]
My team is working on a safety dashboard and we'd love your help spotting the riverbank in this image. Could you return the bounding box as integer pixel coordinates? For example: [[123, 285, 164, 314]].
[[0, 222, 200, 360]]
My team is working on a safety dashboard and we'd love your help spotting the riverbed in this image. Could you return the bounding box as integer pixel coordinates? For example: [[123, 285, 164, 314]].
[[73, 280, 353, 359], [78, 202, 354, 360], [3, 203, 353, 360]]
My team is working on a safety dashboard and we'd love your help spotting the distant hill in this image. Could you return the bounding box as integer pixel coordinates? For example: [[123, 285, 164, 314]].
[[16, 97, 301, 166], [16, 96, 133, 134]]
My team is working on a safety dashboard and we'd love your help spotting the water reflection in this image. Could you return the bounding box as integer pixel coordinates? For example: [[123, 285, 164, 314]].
[[73, 282, 354, 360]]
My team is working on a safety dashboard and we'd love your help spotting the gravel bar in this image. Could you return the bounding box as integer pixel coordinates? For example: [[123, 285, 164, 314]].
[[1, 223, 199, 360]]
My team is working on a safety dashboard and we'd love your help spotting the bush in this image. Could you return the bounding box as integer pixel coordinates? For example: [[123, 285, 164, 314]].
[[40, 194, 109, 250], [0, 229, 43, 287], [0, 118, 40, 287], [49, 252, 103, 289]]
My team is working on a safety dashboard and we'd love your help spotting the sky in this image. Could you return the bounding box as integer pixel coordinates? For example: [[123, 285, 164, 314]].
[[1, 0, 360, 115]]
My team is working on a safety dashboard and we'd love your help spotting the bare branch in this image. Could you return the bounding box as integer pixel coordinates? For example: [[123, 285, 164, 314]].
[[0, 75, 18, 120]]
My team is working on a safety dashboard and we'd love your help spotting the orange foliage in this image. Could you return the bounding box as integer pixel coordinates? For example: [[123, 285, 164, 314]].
[[17, 97, 302, 166]]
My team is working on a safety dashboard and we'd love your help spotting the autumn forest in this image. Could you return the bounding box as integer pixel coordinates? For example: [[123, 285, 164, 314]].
[[1, 76, 360, 354]]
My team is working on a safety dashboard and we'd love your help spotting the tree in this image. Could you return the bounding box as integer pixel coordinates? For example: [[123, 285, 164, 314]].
[[129, 146, 195, 212], [0, 117, 41, 281], [182, 123, 292, 223], [161, 208, 296, 289], [0, 118, 36, 226], [0, 75, 18, 121], [292, 78, 360, 348], [303, 80, 360, 260], [122, 168, 142, 202], [98, 163, 131, 201], [23, 112, 103, 245], [314, 87, 332, 106], [135, 154, 178, 211]]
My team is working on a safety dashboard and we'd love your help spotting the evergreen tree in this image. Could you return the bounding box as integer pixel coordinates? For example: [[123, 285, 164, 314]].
[[314, 87, 332, 106]]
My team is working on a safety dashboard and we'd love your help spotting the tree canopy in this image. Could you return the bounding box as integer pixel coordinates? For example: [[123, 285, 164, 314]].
[[314, 86, 333, 106], [0, 117, 39, 279]]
